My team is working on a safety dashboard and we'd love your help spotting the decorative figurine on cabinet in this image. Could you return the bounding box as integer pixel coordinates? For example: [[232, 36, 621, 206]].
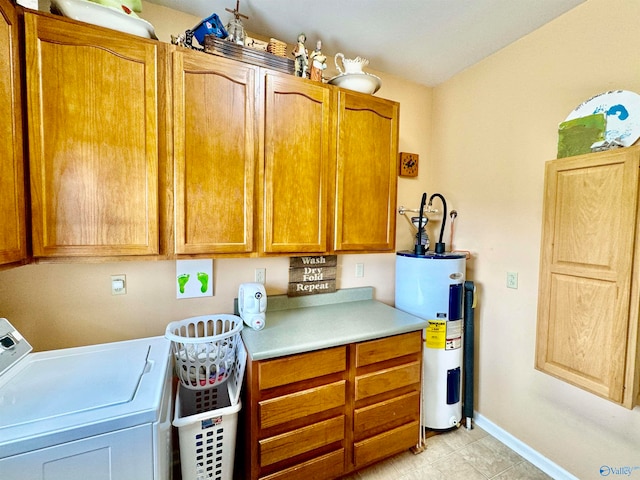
[[225, 0, 248, 45], [292, 33, 309, 78], [309, 40, 327, 82]]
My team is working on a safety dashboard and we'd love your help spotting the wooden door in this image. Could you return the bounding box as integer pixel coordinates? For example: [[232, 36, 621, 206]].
[[172, 49, 257, 255], [25, 13, 160, 257], [262, 73, 333, 254], [536, 147, 640, 403], [0, 0, 27, 266], [334, 91, 398, 252]]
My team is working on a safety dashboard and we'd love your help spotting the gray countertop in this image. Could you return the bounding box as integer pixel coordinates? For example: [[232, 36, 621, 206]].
[[240, 287, 428, 361]]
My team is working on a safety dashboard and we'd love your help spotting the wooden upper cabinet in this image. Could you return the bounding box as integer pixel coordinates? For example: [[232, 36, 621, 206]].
[[25, 13, 162, 257], [262, 73, 334, 254], [334, 91, 398, 252], [536, 146, 640, 406], [172, 48, 257, 255], [0, 0, 27, 266]]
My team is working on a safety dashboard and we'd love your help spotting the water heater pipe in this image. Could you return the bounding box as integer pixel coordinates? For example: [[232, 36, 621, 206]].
[[414, 193, 427, 255], [463, 280, 476, 429], [428, 193, 448, 253]]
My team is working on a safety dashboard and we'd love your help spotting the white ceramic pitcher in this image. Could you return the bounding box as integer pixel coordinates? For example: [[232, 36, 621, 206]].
[[335, 53, 369, 75]]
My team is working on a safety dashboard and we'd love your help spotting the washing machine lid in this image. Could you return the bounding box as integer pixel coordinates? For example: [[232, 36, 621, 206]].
[[0, 335, 171, 458], [0, 342, 149, 425]]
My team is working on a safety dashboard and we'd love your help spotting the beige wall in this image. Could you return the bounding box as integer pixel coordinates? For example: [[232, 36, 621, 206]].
[[3, 1, 638, 478], [430, 0, 640, 478]]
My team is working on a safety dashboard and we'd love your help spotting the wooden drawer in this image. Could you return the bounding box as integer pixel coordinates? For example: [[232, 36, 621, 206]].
[[353, 420, 419, 468], [355, 360, 421, 401], [260, 449, 344, 480], [259, 416, 345, 467], [258, 347, 346, 390], [356, 331, 422, 367], [354, 391, 420, 440], [259, 381, 346, 429]]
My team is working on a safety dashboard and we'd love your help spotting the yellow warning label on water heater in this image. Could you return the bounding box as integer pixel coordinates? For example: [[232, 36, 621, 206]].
[[425, 320, 446, 349]]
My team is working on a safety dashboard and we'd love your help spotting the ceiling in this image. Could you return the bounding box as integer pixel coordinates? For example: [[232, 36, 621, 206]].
[[144, 0, 585, 86]]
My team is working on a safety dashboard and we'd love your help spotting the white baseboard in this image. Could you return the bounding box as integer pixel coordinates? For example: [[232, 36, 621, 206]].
[[473, 413, 579, 480]]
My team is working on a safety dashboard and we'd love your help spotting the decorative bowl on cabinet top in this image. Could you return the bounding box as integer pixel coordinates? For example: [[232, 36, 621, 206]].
[[328, 72, 382, 95], [50, 0, 158, 39]]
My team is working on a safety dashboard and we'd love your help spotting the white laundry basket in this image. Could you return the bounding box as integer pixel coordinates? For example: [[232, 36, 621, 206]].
[[165, 314, 243, 390], [173, 340, 246, 480]]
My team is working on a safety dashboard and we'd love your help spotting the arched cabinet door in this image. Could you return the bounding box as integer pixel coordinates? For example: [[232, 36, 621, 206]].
[[172, 48, 258, 255], [262, 72, 334, 254], [25, 12, 162, 258], [334, 91, 398, 253], [0, 0, 27, 266]]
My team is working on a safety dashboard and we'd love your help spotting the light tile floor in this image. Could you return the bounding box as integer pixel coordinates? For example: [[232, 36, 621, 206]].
[[344, 426, 553, 480]]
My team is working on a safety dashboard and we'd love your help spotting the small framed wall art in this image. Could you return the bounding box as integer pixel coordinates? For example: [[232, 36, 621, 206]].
[[399, 152, 419, 177]]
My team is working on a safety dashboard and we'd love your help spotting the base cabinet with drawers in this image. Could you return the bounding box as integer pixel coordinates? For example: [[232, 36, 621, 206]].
[[243, 331, 422, 480]]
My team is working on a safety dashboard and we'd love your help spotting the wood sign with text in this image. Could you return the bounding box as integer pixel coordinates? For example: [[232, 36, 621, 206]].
[[288, 255, 337, 297]]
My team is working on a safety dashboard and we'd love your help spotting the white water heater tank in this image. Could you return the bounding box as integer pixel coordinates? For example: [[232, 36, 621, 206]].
[[395, 251, 466, 430]]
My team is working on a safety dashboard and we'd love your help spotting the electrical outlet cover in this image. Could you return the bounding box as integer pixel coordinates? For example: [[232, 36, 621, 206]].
[[176, 259, 213, 299]]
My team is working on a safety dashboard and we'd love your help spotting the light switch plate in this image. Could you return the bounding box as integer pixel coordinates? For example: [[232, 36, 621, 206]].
[[111, 274, 126, 295]]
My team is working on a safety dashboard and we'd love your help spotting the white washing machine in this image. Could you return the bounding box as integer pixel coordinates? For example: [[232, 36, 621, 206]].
[[0, 318, 173, 480]]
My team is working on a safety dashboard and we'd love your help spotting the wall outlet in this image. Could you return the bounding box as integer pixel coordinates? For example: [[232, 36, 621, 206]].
[[255, 268, 266, 284], [507, 272, 518, 289], [355, 263, 364, 278], [111, 274, 126, 295]]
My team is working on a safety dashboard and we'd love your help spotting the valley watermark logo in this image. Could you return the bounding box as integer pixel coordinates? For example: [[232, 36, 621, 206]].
[[600, 465, 640, 476]]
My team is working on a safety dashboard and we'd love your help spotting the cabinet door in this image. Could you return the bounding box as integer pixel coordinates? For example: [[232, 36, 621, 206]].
[[536, 147, 640, 404], [25, 13, 160, 257], [173, 49, 257, 254], [0, 0, 27, 266], [263, 73, 333, 254], [334, 91, 398, 252]]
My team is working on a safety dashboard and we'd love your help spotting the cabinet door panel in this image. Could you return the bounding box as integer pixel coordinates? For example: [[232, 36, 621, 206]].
[[353, 421, 418, 468], [263, 74, 333, 253], [354, 391, 419, 441], [260, 449, 344, 480], [25, 14, 159, 257], [259, 380, 345, 429], [173, 50, 257, 254], [335, 92, 398, 252], [0, 0, 27, 265], [258, 346, 346, 390], [536, 148, 640, 403], [356, 331, 421, 367], [355, 361, 421, 401], [259, 415, 344, 467]]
